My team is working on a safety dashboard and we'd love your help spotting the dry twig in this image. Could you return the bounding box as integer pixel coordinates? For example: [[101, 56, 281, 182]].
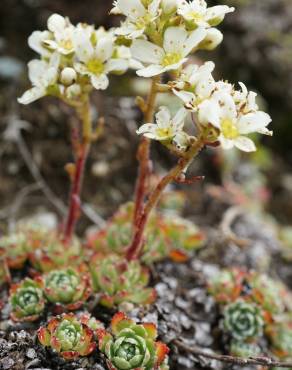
[[174, 340, 292, 368]]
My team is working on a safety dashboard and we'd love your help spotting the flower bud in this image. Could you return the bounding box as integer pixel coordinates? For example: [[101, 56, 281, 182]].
[[60, 67, 77, 86], [161, 0, 177, 14], [198, 28, 223, 51]]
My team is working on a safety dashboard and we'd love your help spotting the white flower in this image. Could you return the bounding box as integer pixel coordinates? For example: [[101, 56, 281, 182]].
[[178, 0, 234, 28], [43, 14, 75, 55], [137, 106, 187, 142], [173, 61, 215, 108], [18, 53, 60, 105], [73, 28, 128, 90], [233, 82, 258, 114], [131, 26, 206, 77], [198, 90, 272, 152], [114, 0, 161, 39]]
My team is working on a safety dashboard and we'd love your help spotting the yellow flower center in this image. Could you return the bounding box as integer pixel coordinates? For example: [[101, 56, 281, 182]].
[[59, 39, 73, 51], [221, 118, 239, 139], [136, 14, 151, 29], [162, 53, 182, 67], [86, 59, 104, 75], [156, 127, 174, 139], [187, 11, 204, 23]]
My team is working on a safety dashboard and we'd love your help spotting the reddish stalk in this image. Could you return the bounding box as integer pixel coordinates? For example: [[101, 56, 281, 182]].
[[63, 97, 92, 244], [133, 76, 160, 227], [127, 137, 205, 261]]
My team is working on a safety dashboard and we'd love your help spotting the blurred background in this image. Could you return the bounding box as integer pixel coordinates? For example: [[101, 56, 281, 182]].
[[0, 0, 292, 239]]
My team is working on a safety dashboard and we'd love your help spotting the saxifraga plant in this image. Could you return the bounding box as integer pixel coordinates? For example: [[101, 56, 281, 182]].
[[18, 0, 272, 264], [97, 312, 169, 370]]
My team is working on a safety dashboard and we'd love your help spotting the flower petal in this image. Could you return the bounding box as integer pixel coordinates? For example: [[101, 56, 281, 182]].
[[182, 27, 207, 57], [90, 74, 109, 90], [47, 14, 66, 34], [115, 0, 146, 19], [163, 27, 188, 54], [234, 136, 257, 152], [17, 87, 46, 105], [173, 107, 187, 130], [237, 112, 272, 135], [136, 64, 165, 77], [156, 106, 171, 128], [106, 59, 128, 73], [28, 31, 52, 57], [96, 37, 114, 63], [72, 28, 94, 63], [131, 40, 164, 64]]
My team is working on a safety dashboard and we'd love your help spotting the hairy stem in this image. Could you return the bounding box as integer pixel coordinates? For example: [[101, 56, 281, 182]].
[[127, 136, 205, 261], [133, 76, 160, 227], [63, 96, 92, 244]]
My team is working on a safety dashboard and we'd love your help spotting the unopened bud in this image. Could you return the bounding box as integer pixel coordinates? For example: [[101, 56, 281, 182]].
[[198, 28, 223, 51], [60, 67, 77, 86]]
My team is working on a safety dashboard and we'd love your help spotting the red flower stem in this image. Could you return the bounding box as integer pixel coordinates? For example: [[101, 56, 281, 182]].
[[126, 137, 205, 261], [133, 76, 160, 227], [63, 97, 92, 245]]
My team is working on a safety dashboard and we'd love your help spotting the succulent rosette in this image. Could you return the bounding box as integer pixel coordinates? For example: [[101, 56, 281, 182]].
[[224, 300, 264, 341], [0, 233, 28, 269], [266, 320, 292, 359], [208, 268, 246, 304], [38, 313, 96, 360], [43, 267, 91, 311], [17, 222, 52, 251], [10, 277, 45, 322], [247, 273, 287, 316], [230, 340, 261, 358], [29, 233, 83, 272], [97, 312, 169, 370], [159, 215, 205, 262], [89, 254, 156, 308]]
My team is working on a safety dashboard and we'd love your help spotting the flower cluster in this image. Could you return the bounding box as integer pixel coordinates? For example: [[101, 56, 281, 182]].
[[38, 313, 97, 360], [97, 312, 169, 370], [18, 14, 129, 105], [113, 0, 234, 76]]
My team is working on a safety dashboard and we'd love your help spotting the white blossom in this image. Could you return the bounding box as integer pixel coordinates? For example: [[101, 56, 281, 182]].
[[137, 106, 187, 143], [198, 90, 272, 152], [28, 30, 52, 57], [131, 26, 206, 77], [173, 61, 215, 108], [199, 28, 223, 50], [43, 14, 75, 55], [178, 0, 234, 28], [113, 0, 161, 39], [73, 28, 128, 90], [18, 53, 60, 105]]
